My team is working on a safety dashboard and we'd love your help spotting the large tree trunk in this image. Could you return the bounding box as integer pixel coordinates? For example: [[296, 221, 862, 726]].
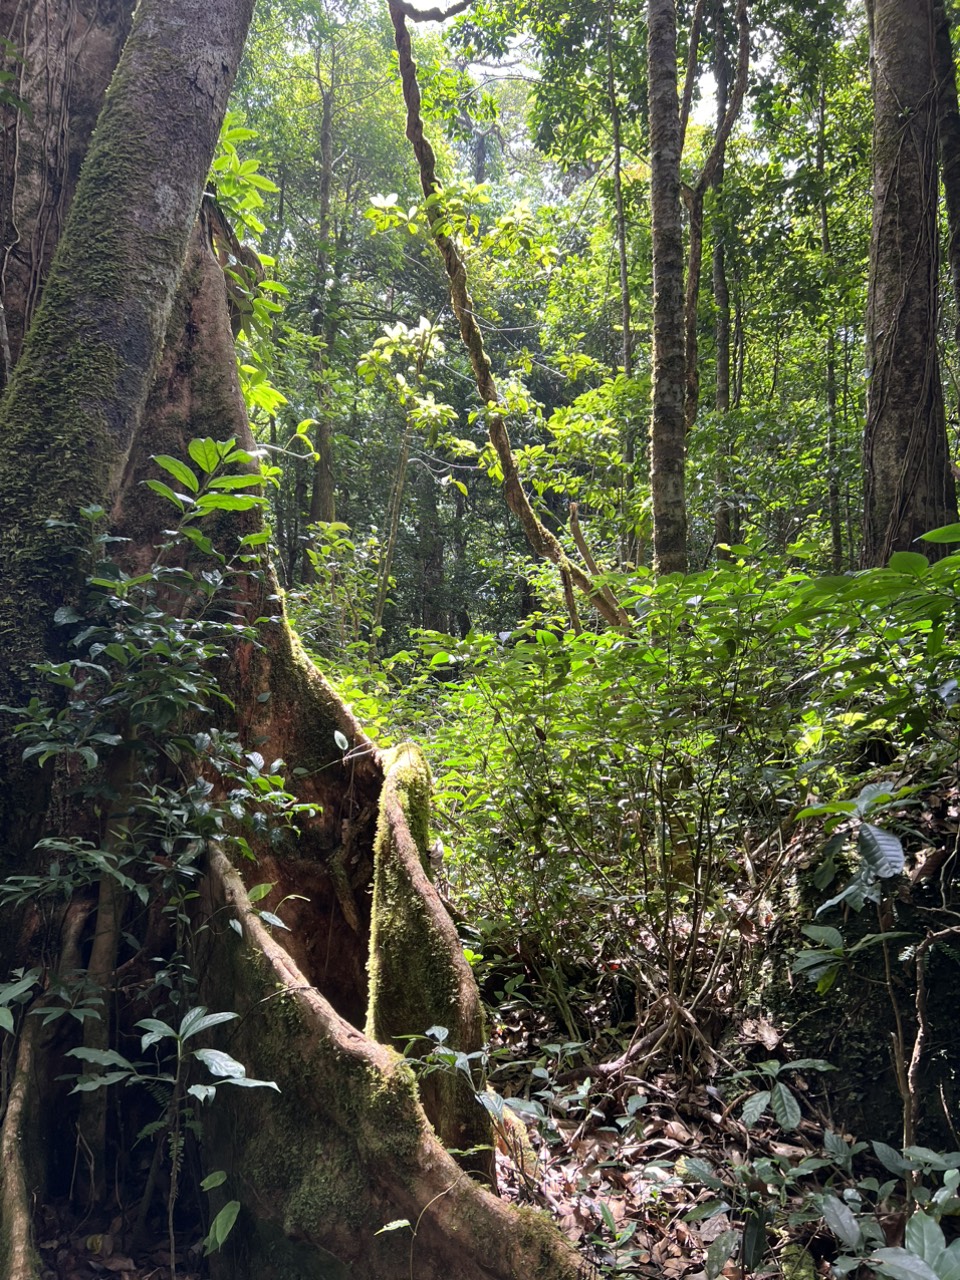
[[861, 0, 958, 565], [648, 0, 688, 574], [0, 4, 588, 1278]]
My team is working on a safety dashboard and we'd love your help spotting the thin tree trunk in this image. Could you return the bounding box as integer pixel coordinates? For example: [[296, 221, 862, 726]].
[[817, 82, 845, 573], [607, 1, 633, 385], [683, 0, 749, 433], [304, 76, 337, 580], [862, 0, 958, 565], [649, 0, 688, 574], [712, 5, 733, 557]]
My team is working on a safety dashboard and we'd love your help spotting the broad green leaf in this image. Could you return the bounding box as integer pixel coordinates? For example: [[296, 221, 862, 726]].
[[194, 1047, 246, 1079], [179, 1008, 238, 1041], [247, 882, 273, 903], [800, 925, 843, 949], [207, 473, 262, 490], [153, 455, 199, 492], [189, 438, 226, 473], [706, 1230, 740, 1280], [258, 910, 290, 930], [920, 523, 960, 544], [195, 492, 264, 512], [203, 1201, 241, 1254], [219, 1076, 280, 1090], [858, 824, 904, 878], [822, 1194, 861, 1248], [873, 1141, 912, 1175], [935, 1240, 960, 1280], [741, 1090, 771, 1127], [870, 1248, 941, 1280], [0, 1008, 13, 1034], [65, 1047, 135, 1069], [887, 551, 928, 574], [201, 1171, 228, 1191], [145, 479, 185, 510], [904, 1212, 944, 1265], [770, 1081, 802, 1130], [903, 1148, 960, 1170], [71, 1070, 132, 1093]]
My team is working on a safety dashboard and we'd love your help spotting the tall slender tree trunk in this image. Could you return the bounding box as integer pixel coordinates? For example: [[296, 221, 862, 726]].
[[817, 81, 845, 572], [712, 4, 734, 557], [649, 0, 688, 574], [683, 0, 749, 434], [304, 73, 338, 581], [862, 0, 958, 565]]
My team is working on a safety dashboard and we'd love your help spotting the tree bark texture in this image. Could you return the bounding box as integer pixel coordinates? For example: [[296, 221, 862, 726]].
[[0, 0, 256, 845], [862, 0, 958, 565], [648, 0, 688, 573], [0, 0, 136, 380], [934, 0, 960, 341]]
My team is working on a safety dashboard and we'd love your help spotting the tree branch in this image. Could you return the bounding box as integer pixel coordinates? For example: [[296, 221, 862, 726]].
[[388, 1, 630, 629]]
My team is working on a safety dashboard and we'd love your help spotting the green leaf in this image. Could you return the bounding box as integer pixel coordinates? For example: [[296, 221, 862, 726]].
[[904, 1212, 945, 1265], [870, 1248, 941, 1280], [822, 1194, 861, 1248], [189, 438, 227, 473], [145, 479, 185, 510], [770, 1081, 802, 1130], [920, 523, 960, 544], [65, 1047, 135, 1069], [741, 1090, 771, 1127], [800, 925, 843, 949], [375, 1219, 412, 1236], [247, 882, 273, 903], [194, 1047, 247, 1078], [935, 1240, 960, 1280], [873, 1141, 912, 1175], [201, 1170, 228, 1191], [203, 1200, 241, 1254], [0, 1008, 14, 1034], [706, 1230, 740, 1280], [179, 1008, 238, 1041], [258, 910, 290, 931], [858, 824, 905, 878], [887, 551, 929, 574], [153, 455, 199, 492], [207, 473, 263, 490], [195, 492, 264, 513]]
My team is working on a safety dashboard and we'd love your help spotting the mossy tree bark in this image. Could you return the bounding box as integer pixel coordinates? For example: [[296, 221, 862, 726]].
[[0, 4, 589, 1277], [861, 0, 958, 566]]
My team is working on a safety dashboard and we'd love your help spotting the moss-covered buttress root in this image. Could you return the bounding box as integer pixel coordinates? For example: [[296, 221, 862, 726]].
[[201, 848, 593, 1280]]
